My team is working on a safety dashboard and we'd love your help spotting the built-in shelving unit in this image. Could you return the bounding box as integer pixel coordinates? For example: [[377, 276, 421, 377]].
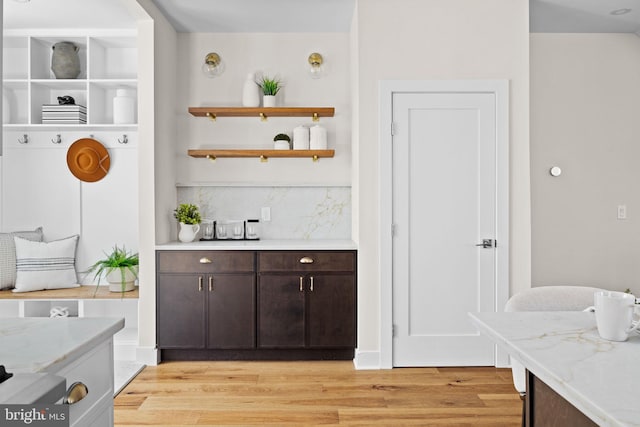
[[188, 106, 334, 122], [188, 149, 335, 162], [3, 32, 138, 128]]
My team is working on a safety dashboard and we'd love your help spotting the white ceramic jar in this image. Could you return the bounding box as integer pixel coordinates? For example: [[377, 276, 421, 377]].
[[242, 73, 260, 107], [310, 124, 327, 149], [113, 89, 136, 124], [293, 126, 310, 150]]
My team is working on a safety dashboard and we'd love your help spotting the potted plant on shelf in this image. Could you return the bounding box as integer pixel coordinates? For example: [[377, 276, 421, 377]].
[[174, 203, 202, 242], [273, 133, 291, 150], [87, 245, 139, 293], [257, 75, 282, 107]]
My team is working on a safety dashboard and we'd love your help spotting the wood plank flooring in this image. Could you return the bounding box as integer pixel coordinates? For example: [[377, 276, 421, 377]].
[[114, 361, 522, 426]]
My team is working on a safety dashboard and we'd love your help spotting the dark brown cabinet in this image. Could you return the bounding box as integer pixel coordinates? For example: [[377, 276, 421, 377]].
[[156, 251, 256, 351], [257, 251, 356, 350]]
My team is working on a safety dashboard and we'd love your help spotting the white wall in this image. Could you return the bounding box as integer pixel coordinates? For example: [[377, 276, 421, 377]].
[[530, 34, 640, 295], [174, 33, 351, 186], [353, 0, 531, 360]]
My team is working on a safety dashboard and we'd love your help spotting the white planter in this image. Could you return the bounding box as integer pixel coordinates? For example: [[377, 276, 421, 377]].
[[113, 89, 136, 124], [274, 140, 290, 150], [105, 266, 138, 293], [263, 95, 276, 107], [178, 222, 200, 242]]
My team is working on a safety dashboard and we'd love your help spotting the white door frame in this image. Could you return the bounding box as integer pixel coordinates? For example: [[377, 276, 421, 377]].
[[378, 80, 510, 369]]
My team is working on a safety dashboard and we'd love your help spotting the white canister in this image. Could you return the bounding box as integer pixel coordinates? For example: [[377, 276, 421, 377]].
[[113, 89, 136, 124], [293, 126, 310, 150], [310, 124, 327, 150], [242, 73, 260, 107]]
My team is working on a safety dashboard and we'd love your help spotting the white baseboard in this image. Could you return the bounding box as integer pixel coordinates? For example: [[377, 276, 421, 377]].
[[114, 341, 137, 361], [136, 346, 159, 366], [353, 350, 382, 370]]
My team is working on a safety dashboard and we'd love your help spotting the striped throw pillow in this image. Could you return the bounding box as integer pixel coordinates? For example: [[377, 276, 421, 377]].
[[13, 235, 80, 293], [0, 227, 44, 289]]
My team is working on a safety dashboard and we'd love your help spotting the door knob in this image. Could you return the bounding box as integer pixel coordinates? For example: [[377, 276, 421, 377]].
[[476, 239, 496, 248]]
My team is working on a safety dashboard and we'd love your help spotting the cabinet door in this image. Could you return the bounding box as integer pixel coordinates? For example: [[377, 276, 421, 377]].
[[308, 274, 356, 348], [258, 274, 305, 348], [157, 274, 206, 349], [207, 273, 255, 349]]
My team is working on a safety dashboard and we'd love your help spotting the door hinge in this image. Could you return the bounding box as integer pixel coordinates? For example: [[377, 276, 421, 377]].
[[391, 223, 397, 237], [391, 122, 397, 136]]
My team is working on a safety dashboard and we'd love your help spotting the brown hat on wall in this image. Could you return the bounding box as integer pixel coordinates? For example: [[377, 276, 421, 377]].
[[66, 138, 110, 182]]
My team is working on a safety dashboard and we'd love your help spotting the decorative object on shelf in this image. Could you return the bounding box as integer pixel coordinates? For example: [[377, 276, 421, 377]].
[[201, 219, 215, 240], [257, 75, 282, 107], [308, 52, 326, 79], [273, 133, 291, 150], [3, 90, 10, 124], [57, 95, 75, 105], [202, 52, 224, 78], [86, 245, 139, 293], [174, 203, 202, 243], [293, 125, 310, 150], [50, 306, 69, 318], [113, 88, 136, 124], [242, 73, 260, 107], [310, 124, 328, 150], [66, 138, 110, 182], [42, 103, 86, 124], [51, 41, 81, 79], [245, 219, 261, 240]]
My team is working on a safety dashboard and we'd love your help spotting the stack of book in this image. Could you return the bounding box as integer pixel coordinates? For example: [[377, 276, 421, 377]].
[[41, 104, 87, 124]]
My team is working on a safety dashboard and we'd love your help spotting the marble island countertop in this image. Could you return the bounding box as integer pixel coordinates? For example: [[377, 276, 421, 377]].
[[469, 311, 640, 427], [156, 239, 357, 251], [0, 317, 124, 374]]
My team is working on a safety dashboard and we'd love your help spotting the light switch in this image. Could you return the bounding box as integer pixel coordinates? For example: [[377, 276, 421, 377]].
[[618, 205, 627, 220], [261, 207, 271, 222]]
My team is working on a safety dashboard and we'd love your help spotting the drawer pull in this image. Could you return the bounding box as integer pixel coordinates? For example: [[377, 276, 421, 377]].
[[198, 276, 203, 291], [299, 277, 304, 292], [209, 276, 213, 292], [299, 256, 314, 264], [64, 382, 88, 405], [310, 276, 314, 292], [200, 257, 212, 264]]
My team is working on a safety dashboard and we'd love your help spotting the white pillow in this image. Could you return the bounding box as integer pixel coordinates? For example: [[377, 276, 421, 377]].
[[0, 227, 44, 289], [13, 235, 80, 293]]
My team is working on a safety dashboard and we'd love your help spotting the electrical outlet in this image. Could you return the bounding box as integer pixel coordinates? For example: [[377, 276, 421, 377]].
[[261, 207, 271, 222], [617, 205, 627, 220]]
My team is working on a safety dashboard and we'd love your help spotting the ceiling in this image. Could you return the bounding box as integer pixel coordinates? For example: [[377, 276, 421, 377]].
[[3, 0, 640, 34]]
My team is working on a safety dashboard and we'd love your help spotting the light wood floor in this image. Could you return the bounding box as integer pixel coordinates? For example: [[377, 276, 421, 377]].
[[114, 361, 522, 426]]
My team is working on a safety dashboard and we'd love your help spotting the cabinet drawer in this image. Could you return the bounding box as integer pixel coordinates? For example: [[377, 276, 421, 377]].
[[258, 251, 355, 272], [157, 251, 255, 273]]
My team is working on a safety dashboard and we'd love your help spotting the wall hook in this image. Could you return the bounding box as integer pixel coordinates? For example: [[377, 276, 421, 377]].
[[18, 134, 28, 144], [118, 135, 128, 144], [51, 134, 62, 144]]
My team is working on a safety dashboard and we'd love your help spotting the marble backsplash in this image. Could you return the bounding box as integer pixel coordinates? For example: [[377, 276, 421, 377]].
[[177, 186, 351, 240]]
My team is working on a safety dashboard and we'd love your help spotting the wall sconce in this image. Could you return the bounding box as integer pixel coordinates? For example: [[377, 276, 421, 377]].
[[308, 52, 326, 79], [202, 52, 224, 78]]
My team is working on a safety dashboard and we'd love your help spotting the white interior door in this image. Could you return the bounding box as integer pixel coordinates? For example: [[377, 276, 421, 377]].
[[391, 90, 499, 366]]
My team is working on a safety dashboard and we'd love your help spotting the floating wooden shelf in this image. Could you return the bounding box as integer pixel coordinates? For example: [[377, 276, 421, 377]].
[[188, 107, 335, 122], [188, 149, 335, 162]]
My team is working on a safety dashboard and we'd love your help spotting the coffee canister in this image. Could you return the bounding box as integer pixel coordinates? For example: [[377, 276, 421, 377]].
[[113, 89, 136, 124]]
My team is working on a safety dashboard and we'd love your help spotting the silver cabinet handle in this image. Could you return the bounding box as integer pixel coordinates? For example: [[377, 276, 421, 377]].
[[200, 257, 212, 264], [299, 277, 304, 292], [299, 256, 314, 264], [63, 382, 88, 405], [209, 276, 213, 292], [310, 276, 314, 292], [198, 276, 203, 291]]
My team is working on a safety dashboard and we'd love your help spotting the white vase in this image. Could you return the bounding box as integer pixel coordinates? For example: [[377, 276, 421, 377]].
[[113, 88, 136, 124], [263, 95, 276, 107], [178, 222, 200, 243], [293, 126, 310, 150], [242, 73, 260, 107], [310, 124, 327, 149], [105, 266, 138, 292]]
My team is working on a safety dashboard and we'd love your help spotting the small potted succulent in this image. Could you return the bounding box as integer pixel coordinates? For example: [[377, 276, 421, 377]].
[[273, 133, 291, 150], [87, 245, 139, 293], [257, 75, 282, 107], [174, 203, 202, 243]]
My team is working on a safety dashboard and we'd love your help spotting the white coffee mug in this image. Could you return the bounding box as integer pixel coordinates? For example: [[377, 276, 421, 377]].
[[594, 291, 640, 341]]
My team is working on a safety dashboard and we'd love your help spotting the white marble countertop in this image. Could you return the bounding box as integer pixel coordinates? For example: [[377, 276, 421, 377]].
[[0, 317, 124, 374], [156, 239, 357, 251], [469, 311, 640, 427]]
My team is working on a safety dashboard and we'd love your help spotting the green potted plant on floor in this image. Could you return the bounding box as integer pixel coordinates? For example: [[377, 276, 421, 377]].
[[257, 75, 282, 107], [174, 203, 202, 242], [87, 245, 139, 293]]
